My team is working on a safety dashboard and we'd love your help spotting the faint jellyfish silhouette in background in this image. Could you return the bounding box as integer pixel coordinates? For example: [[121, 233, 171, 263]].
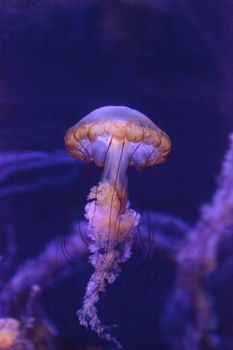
[[64, 106, 171, 348], [0, 318, 20, 349]]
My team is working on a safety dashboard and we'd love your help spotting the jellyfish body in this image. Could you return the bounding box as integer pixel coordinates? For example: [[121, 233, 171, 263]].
[[64, 106, 171, 347], [0, 318, 20, 349]]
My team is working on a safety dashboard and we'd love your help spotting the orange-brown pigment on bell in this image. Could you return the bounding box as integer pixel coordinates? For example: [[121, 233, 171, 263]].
[[64, 106, 171, 348], [65, 113, 171, 167]]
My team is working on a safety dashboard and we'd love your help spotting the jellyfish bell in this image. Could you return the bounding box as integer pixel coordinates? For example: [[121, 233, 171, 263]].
[[65, 106, 171, 203], [64, 106, 171, 348]]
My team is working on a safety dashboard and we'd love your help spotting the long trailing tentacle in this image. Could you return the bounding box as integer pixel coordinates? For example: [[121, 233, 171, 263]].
[[77, 181, 140, 348]]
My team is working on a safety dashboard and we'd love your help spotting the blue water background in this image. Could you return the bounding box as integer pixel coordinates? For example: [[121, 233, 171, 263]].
[[0, 1, 232, 349]]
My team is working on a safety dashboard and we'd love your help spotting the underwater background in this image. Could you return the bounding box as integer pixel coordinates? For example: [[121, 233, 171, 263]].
[[0, 1, 233, 349]]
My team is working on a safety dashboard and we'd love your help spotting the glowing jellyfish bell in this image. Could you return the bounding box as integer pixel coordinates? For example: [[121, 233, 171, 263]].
[[64, 106, 171, 348]]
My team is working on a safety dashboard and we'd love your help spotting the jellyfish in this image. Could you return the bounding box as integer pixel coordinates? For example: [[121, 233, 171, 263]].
[[0, 318, 20, 349], [64, 106, 171, 347]]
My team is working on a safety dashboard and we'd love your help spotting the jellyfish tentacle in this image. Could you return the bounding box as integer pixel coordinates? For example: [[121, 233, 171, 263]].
[[104, 139, 127, 261], [78, 193, 139, 347], [78, 138, 140, 347], [77, 248, 123, 348]]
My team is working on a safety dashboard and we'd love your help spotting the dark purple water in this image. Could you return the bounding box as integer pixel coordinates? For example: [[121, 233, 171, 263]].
[[0, 1, 232, 349]]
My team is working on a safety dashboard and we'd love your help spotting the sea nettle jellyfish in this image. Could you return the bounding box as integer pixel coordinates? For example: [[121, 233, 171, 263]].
[[64, 106, 171, 347]]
